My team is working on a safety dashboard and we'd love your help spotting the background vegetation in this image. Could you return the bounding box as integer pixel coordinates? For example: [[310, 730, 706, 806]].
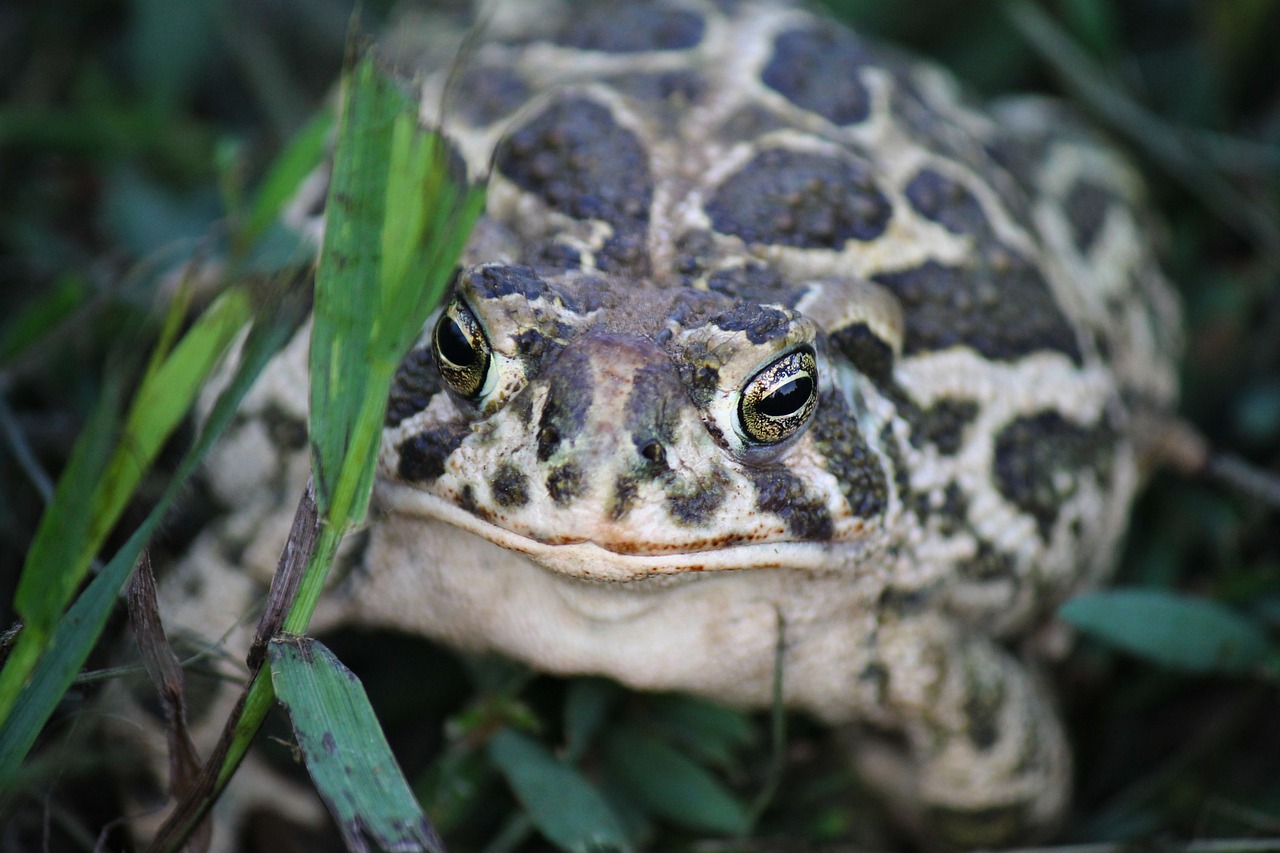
[[1, 0, 1278, 849]]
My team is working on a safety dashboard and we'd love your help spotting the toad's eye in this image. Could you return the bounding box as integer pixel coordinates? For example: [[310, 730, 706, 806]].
[[433, 299, 492, 399], [738, 347, 818, 444]]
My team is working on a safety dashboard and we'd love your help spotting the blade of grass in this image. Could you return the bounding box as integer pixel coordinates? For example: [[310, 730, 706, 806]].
[[237, 106, 334, 252], [149, 46, 483, 851], [0, 277, 307, 784], [0, 372, 125, 725], [307, 52, 483, 535], [0, 286, 251, 727], [269, 636, 446, 853]]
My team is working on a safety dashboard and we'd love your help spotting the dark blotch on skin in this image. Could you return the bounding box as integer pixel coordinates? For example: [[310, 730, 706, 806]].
[[667, 467, 729, 526], [1063, 180, 1116, 254], [546, 462, 585, 505], [537, 346, 595, 460], [626, 362, 680, 472], [707, 148, 892, 248], [710, 302, 792, 344], [705, 263, 807, 307], [673, 229, 718, 279], [912, 481, 970, 535], [905, 168, 988, 235], [762, 28, 875, 125], [877, 586, 930, 615], [598, 229, 650, 274], [872, 250, 1082, 363], [680, 362, 722, 410], [750, 468, 834, 540], [964, 677, 1005, 751], [555, 7, 705, 52], [386, 347, 443, 427], [511, 390, 536, 427], [490, 463, 531, 508], [937, 482, 969, 536], [830, 322, 895, 387], [958, 539, 1017, 580], [457, 484, 483, 518], [513, 328, 556, 360], [809, 391, 887, 518], [992, 411, 1115, 541], [260, 402, 308, 450], [909, 399, 979, 456], [497, 98, 652, 229], [466, 264, 547, 301], [397, 424, 469, 484], [454, 64, 531, 126], [529, 240, 582, 270], [610, 474, 639, 521]]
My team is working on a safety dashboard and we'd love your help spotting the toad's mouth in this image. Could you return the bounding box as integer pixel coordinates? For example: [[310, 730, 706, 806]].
[[378, 482, 841, 582]]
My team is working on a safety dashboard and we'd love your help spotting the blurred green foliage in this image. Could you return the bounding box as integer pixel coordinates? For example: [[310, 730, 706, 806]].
[[1, 0, 1278, 849]]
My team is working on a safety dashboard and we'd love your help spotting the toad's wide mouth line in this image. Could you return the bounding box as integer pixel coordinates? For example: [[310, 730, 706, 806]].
[[377, 483, 841, 582]]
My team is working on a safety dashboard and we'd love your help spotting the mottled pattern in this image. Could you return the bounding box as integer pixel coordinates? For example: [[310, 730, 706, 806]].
[[905, 168, 989, 235], [993, 411, 1116, 541], [386, 348, 442, 427], [762, 27, 877, 125], [555, 6, 705, 52], [873, 254, 1083, 363], [706, 148, 892, 248], [156, 2, 1184, 850], [496, 98, 652, 231], [909, 399, 980, 455]]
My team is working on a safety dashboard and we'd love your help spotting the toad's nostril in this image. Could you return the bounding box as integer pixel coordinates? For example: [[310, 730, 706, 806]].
[[640, 439, 666, 466], [537, 425, 562, 461]]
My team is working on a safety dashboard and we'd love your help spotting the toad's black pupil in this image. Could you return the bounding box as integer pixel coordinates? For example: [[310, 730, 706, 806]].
[[438, 316, 476, 367], [758, 376, 812, 418]]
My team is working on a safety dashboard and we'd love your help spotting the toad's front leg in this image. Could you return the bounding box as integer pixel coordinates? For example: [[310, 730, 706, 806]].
[[853, 611, 1070, 849]]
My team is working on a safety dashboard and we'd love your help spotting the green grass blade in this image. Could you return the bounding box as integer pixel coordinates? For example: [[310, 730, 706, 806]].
[[0, 282, 306, 776], [239, 106, 333, 250], [0, 373, 124, 723], [308, 53, 484, 530], [268, 636, 445, 853], [160, 50, 484, 849], [489, 728, 633, 852], [96, 288, 251, 551], [4, 286, 249, 673]]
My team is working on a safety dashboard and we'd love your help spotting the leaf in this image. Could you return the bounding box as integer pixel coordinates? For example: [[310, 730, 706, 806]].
[[1060, 588, 1272, 674], [269, 636, 445, 853], [307, 53, 484, 530], [563, 678, 622, 762], [601, 724, 751, 836], [489, 728, 633, 853], [647, 694, 755, 768], [0, 278, 306, 778]]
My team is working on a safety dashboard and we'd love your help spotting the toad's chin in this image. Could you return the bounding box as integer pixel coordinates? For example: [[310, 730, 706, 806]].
[[376, 481, 846, 582]]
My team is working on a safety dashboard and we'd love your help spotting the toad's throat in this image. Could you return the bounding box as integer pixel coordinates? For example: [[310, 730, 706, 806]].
[[377, 482, 842, 582]]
